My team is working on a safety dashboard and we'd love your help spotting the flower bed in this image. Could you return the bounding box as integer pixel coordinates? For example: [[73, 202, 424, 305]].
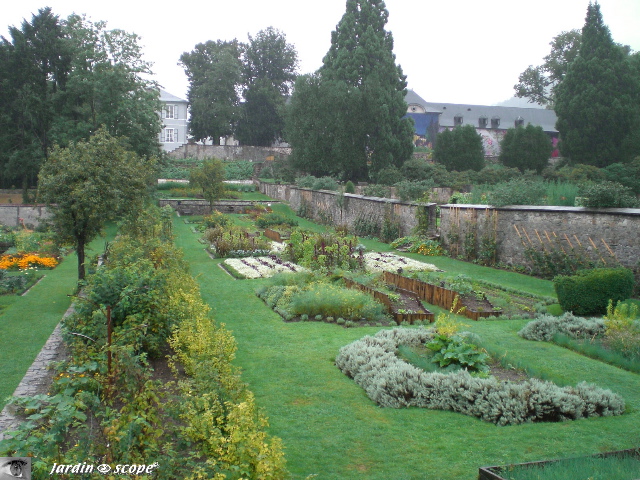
[[223, 256, 307, 279], [363, 252, 440, 274], [0, 253, 59, 270]]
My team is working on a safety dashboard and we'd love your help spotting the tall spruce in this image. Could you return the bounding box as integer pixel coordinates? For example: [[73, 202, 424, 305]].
[[288, 0, 413, 181], [555, 2, 639, 166]]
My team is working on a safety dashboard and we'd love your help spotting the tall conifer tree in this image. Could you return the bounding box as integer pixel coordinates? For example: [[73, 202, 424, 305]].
[[555, 2, 639, 166], [288, 0, 413, 181]]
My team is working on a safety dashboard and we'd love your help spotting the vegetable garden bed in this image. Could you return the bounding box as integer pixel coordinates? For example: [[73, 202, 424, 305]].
[[343, 277, 434, 324], [383, 271, 501, 320]]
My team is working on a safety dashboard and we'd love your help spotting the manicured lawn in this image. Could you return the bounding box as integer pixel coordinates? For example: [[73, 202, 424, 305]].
[[0, 228, 116, 409], [174, 212, 640, 480]]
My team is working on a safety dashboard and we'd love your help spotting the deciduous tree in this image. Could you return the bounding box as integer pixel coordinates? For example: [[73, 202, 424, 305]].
[[514, 30, 581, 107], [57, 14, 162, 158], [0, 9, 161, 192], [236, 28, 298, 146], [188, 158, 226, 210], [38, 128, 153, 281], [180, 40, 243, 144]]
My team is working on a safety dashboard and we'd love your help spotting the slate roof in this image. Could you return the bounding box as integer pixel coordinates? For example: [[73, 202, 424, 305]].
[[159, 89, 188, 103], [405, 89, 558, 133]]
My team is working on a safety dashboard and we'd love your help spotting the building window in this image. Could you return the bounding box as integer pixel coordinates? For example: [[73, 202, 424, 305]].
[[491, 116, 500, 128], [162, 128, 177, 143], [478, 116, 488, 128], [454, 114, 463, 126], [515, 116, 525, 127], [163, 105, 178, 119]]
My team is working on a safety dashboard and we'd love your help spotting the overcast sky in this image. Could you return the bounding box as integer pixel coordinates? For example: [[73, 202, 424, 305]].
[[3, 0, 640, 106]]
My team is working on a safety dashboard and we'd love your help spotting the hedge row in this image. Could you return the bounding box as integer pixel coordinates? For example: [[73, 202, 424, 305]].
[[335, 328, 625, 426], [554, 268, 634, 315]]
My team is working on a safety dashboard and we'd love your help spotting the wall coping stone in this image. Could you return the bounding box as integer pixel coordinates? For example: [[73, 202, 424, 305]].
[[440, 204, 640, 216], [295, 186, 434, 207]]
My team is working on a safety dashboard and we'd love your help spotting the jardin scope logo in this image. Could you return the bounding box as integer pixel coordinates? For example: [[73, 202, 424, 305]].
[[0, 457, 31, 480], [48, 462, 160, 476]]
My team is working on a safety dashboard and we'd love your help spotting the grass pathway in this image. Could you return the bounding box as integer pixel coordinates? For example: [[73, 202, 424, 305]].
[[0, 228, 115, 409], [175, 215, 640, 480]]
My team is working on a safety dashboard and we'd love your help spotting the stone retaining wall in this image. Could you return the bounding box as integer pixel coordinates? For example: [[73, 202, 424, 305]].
[[158, 199, 276, 216], [0, 204, 50, 228], [439, 204, 640, 270], [167, 144, 291, 161], [258, 182, 437, 237], [0, 314, 69, 440]]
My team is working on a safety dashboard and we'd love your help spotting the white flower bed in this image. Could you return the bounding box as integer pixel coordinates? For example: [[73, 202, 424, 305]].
[[223, 256, 306, 279], [270, 242, 285, 254], [363, 252, 440, 273]]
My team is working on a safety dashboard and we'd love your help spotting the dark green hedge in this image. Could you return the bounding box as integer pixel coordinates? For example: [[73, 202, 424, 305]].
[[554, 268, 635, 315]]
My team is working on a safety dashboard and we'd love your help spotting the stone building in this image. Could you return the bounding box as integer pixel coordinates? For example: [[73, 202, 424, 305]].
[[404, 90, 559, 157]]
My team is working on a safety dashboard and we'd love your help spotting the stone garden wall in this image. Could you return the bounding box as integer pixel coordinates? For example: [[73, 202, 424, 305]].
[[167, 144, 291, 162], [0, 205, 50, 228], [439, 204, 640, 270], [158, 199, 276, 216], [258, 181, 437, 237]]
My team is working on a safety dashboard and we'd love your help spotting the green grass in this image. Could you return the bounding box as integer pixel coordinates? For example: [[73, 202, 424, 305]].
[[494, 451, 640, 480], [0, 227, 116, 409], [173, 207, 640, 480]]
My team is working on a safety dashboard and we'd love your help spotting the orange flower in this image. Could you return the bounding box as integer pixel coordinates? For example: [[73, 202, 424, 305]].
[[0, 253, 59, 270]]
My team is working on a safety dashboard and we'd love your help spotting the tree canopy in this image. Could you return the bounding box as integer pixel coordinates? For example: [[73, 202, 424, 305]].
[[188, 158, 226, 209], [180, 40, 243, 144], [38, 128, 153, 281], [0, 9, 161, 191], [554, 2, 640, 166], [182, 28, 298, 147], [286, 0, 414, 181], [0, 8, 70, 191], [236, 28, 298, 146], [434, 125, 485, 172], [499, 124, 552, 173], [514, 30, 581, 108]]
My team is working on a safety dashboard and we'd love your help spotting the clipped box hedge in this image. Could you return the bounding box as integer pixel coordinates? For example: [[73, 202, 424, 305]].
[[553, 268, 634, 315]]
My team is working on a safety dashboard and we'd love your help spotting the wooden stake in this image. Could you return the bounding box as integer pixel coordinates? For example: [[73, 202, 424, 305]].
[[548, 230, 566, 254], [588, 237, 606, 264], [573, 235, 582, 247], [601, 239, 616, 258], [564, 233, 574, 249]]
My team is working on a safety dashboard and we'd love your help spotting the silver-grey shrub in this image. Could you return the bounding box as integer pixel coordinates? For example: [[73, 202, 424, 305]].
[[518, 312, 605, 342], [335, 328, 625, 425]]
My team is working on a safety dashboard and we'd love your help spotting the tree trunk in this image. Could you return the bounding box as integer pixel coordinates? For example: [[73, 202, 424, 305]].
[[77, 239, 86, 281]]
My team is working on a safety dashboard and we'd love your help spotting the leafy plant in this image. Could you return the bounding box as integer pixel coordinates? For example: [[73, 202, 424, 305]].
[[604, 300, 640, 361], [426, 333, 490, 374]]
